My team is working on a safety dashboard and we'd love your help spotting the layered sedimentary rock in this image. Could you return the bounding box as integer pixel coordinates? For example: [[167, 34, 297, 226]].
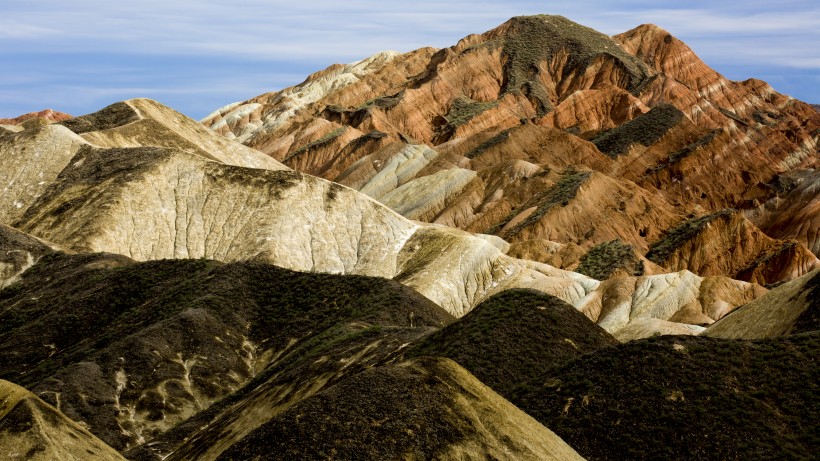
[[645, 209, 819, 284], [748, 169, 820, 258], [203, 15, 818, 283], [4, 131, 761, 330]]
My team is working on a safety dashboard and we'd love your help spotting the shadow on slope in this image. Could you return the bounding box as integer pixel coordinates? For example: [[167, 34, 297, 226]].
[[0, 252, 451, 453]]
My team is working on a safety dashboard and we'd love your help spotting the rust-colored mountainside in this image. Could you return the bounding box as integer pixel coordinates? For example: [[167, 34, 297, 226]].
[[204, 15, 819, 285]]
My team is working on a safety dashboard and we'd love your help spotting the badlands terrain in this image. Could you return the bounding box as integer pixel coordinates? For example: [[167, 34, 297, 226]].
[[0, 14, 817, 461]]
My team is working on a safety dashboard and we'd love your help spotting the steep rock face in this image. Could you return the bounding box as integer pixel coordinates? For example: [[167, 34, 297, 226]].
[[0, 379, 124, 461], [211, 358, 584, 461], [0, 124, 90, 223], [203, 15, 818, 282], [646, 209, 819, 284], [614, 24, 819, 209], [704, 268, 820, 339]]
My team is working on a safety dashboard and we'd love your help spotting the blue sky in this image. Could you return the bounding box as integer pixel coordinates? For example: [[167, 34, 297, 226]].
[[1, 1, 818, 119]]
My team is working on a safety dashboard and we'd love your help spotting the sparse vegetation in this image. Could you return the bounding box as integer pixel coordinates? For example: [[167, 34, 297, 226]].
[[649, 128, 723, 173], [511, 334, 820, 460], [443, 96, 498, 129], [464, 127, 514, 159], [283, 127, 346, 162], [489, 167, 590, 238], [500, 15, 651, 117], [407, 289, 618, 401], [592, 104, 684, 157], [59, 101, 139, 134], [576, 239, 645, 280], [0, 252, 451, 389], [646, 209, 735, 265]]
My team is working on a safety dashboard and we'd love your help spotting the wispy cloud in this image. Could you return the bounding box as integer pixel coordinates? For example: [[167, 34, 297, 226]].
[[1, 1, 817, 118]]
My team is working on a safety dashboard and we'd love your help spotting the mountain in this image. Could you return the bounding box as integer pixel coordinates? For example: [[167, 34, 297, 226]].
[[1, 99, 766, 336], [510, 334, 819, 461], [406, 295, 820, 460], [407, 289, 619, 391], [0, 12, 818, 461], [0, 250, 452, 456], [203, 15, 819, 283], [0, 109, 72, 128]]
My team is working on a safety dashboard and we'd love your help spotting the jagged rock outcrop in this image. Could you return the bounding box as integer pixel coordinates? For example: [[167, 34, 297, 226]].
[[202, 15, 818, 282], [704, 268, 820, 339], [0, 379, 125, 461], [211, 357, 584, 461]]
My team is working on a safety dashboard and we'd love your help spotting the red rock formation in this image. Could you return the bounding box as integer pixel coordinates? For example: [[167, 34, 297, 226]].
[[0, 109, 72, 125], [203, 15, 819, 281]]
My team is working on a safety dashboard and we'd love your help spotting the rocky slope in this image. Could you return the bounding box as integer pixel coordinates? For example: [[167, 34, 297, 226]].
[[748, 169, 820, 258], [0, 101, 765, 333], [645, 209, 819, 285], [204, 15, 819, 284], [0, 379, 125, 461], [704, 268, 820, 339]]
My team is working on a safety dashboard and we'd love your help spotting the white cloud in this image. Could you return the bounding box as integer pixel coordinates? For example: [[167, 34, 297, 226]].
[[1, 0, 817, 116]]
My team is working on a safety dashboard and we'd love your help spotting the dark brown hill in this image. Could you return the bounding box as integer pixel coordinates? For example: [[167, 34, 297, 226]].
[[0, 251, 451, 454], [512, 334, 820, 461], [407, 289, 618, 393]]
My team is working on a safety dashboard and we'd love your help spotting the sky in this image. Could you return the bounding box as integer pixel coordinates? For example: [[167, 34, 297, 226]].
[[1, 1, 818, 120]]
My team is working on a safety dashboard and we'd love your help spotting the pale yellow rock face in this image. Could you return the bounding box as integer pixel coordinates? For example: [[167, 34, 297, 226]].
[[613, 318, 705, 342], [76, 98, 288, 171], [202, 50, 401, 143], [0, 224, 58, 288], [0, 124, 89, 223], [0, 380, 125, 461]]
